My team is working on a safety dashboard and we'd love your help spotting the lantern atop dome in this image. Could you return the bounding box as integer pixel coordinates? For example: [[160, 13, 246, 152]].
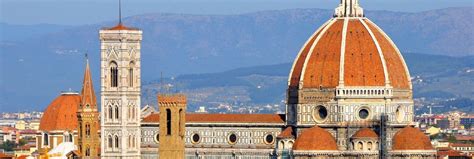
[[334, 0, 364, 17]]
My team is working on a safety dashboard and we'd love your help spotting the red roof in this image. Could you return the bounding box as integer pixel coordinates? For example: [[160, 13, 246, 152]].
[[20, 129, 38, 134], [392, 126, 433, 150], [105, 23, 138, 30], [289, 18, 410, 89], [455, 135, 474, 141], [352, 128, 378, 138], [142, 113, 285, 124], [292, 126, 338, 150], [450, 143, 474, 147], [277, 127, 294, 139], [0, 152, 13, 158], [16, 155, 28, 159], [39, 93, 80, 131], [437, 149, 469, 158]]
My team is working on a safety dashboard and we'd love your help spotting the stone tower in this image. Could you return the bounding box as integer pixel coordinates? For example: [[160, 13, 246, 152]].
[[158, 94, 186, 159], [100, 23, 142, 158], [77, 58, 100, 158]]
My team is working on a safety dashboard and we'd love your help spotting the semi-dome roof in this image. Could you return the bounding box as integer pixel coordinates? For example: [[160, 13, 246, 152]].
[[352, 128, 378, 138], [392, 126, 433, 150], [293, 126, 338, 150], [288, 14, 411, 90], [39, 92, 80, 131]]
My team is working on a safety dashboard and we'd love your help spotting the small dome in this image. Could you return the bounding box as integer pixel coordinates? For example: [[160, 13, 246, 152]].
[[392, 126, 433, 150], [352, 128, 378, 138], [293, 126, 338, 150], [39, 93, 81, 131]]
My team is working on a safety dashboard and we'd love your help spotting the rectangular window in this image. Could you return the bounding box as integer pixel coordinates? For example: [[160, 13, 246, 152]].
[[166, 109, 171, 135]]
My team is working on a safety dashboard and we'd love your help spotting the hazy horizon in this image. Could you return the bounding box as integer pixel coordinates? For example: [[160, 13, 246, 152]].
[[1, 0, 473, 25]]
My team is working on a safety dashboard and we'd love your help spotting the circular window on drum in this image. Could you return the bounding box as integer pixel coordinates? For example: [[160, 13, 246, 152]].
[[191, 133, 201, 144], [264, 134, 275, 145], [358, 108, 370, 120], [396, 106, 405, 123], [312, 105, 328, 123], [228, 133, 237, 145]]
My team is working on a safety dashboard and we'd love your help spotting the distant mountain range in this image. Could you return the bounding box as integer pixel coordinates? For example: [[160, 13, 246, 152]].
[[0, 7, 473, 112]]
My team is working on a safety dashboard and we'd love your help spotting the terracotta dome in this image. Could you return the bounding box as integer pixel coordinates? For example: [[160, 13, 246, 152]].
[[288, 17, 411, 89], [293, 126, 338, 150], [352, 128, 378, 138], [392, 126, 433, 150], [39, 92, 81, 131]]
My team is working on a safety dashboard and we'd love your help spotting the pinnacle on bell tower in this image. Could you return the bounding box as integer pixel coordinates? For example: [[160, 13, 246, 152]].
[[334, 0, 364, 17]]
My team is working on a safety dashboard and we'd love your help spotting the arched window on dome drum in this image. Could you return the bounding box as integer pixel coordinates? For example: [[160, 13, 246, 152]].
[[110, 61, 118, 87], [43, 133, 49, 146], [115, 106, 119, 119], [68, 133, 73, 142], [367, 141, 373, 151], [114, 135, 119, 148], [166, 109, 171, 135], [108, 135, 113, 148]]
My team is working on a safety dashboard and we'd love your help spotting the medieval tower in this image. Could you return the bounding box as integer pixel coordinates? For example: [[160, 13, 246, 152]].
[[100, 22, 142, 158], [158, 94, 186, 158], [77, 58, 100, 158]]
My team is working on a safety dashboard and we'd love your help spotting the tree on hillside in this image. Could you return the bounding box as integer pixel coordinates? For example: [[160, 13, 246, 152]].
[[0, 140, 16, 151]]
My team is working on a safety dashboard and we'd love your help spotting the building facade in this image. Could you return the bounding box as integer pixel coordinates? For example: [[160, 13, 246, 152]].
[[99, 23, 143, 158]]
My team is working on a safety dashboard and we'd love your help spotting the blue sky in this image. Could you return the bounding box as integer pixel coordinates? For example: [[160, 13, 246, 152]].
[[0, 0, 473, 25]]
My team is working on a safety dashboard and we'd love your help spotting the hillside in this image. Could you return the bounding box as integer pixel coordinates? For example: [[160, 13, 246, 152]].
[[142, 53, 474, 113], [0, 7, 473, 112]]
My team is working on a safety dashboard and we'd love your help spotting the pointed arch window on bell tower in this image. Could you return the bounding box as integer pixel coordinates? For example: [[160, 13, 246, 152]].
[[129, 61, 134, 87], [110, 61, 118, 87]]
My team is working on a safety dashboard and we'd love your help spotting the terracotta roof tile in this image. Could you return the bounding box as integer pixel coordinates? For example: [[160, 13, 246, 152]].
[[352, 128, 378, 138], [293, 126, 338, 150], [0, 152, 13, 158], [39, 93, 81, 131], [277, 127, 294, 139], [105, 23, 138, 30], [289, 22, 328, 88], [365, 19, 409, 89], [142, 113, 285, 124], [289, 18, 411, 89], [437, 149, 469, 157], [392, 126, 433, 150], [450, 143, 473, 147], [302, 19, 343, 88], [344, 19, 385, 87], [16, 155, 28, 159]]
